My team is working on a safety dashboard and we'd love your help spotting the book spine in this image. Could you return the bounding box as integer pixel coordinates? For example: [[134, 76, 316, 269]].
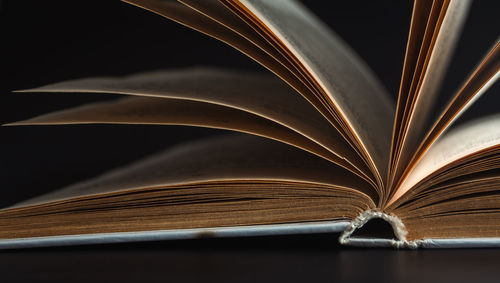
[[0, 221, 350, 250], [339, 209, 421, 248]]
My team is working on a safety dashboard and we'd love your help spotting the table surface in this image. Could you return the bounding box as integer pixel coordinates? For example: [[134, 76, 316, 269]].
[[2, 233, 500, 283]]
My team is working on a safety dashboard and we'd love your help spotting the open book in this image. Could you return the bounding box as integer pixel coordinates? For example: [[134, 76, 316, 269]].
[[1, 0, 499, 249]]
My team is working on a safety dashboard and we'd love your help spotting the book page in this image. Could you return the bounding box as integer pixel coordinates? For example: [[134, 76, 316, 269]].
[[177, 0, 315, 99], [122, 0, 318, 112], [392, 40, 500, 191], [123, 0, 337, 129], [388, 113, 500, 206], [16, 67, 371, 180], [121, 0, 387, 187], [179, 0, 273, 54], [8, 134, 376, 209], [8, 96, 373, 183], [392, 0, 472, 184], [390, 0, 437, 176], [226, 0, 395, 182]]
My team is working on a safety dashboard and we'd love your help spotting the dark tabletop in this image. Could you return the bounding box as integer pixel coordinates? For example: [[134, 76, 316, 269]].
[[2, 233, 500, 283], [1, 1, 500, 282]]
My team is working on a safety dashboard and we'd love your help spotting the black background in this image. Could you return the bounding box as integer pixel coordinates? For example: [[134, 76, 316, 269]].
[[1, 1, 500, 282]]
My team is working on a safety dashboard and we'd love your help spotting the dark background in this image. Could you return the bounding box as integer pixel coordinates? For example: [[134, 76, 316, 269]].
[[1, 1, 499, 282]]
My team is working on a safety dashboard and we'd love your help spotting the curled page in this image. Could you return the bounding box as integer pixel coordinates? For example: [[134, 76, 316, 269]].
[[391, 0, 472, 185], [227, 0, 395, 183], [399, 41, 500, 183], [7, 96, 356, 174], [15, 67, 373, 182], [122, 0, 322, 125]]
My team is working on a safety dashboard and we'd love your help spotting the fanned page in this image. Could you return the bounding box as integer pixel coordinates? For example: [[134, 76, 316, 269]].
[[14, 68, 375, 185], [122, 0, 395, 190], [221, 0, 394, 188], [392, 40, 500, 193], [11, 96, 371, 185], [389, 0, 472, 189], [121, 0, 329, 133]]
